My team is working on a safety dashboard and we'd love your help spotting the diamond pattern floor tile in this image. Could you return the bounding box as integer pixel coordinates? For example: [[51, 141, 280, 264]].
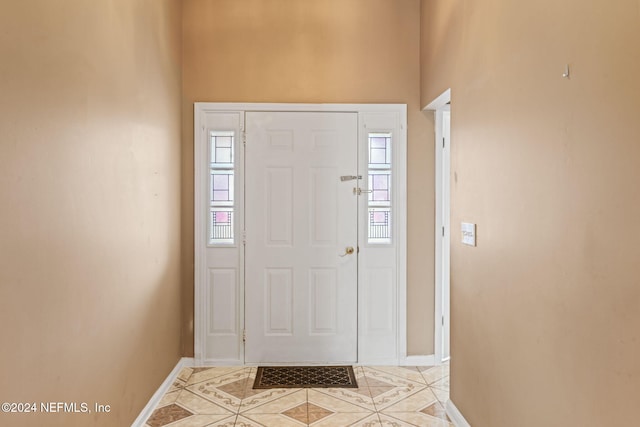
[[281, 402, 310, 423], [430, 386, 450, 404], [421, 365, 450, 385], [146, 403, 193, 427], [421, 401, 451, 422], [379, 387, 439, 413], [308, 389, 375, 414], [169, 414, 240, 427], [187, 367, 249, 386], [157, 389, 181, 407], [310, 411, 378, 427], [176, 389, 236, 415], [239, 388, 303, 413], [145, 365, 452, 427], [306, 402, 335, 423], [430, 376, 450, 391], [317, 386, 377, 411], [381, 411, 453, 426], [242, 389, 307, 414], [369, 366, 427, 385], [242, 413, 306, 426]]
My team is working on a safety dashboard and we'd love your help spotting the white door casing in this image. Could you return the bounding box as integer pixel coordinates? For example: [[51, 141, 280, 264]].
[[426, 89, 451, 364], [244, 112, 358, 363], [194, 103, 406, 365], [441, 109, 451, 361]]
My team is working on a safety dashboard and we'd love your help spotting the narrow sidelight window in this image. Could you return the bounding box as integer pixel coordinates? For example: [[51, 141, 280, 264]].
[[209, 131, 235, 244], [367, 133, 392, 244]]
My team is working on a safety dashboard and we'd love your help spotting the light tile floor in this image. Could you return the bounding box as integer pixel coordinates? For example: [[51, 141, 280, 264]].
[[144, 364, 451, 427]]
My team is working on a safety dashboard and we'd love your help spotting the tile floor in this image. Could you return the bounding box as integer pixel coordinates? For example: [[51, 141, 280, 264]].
[[144, 364, 451, 427]]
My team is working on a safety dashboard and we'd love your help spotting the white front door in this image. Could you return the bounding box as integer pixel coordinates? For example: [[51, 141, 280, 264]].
[[245, 111, 358, 363]]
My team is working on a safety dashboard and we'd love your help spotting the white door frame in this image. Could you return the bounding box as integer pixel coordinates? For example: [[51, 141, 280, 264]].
[[194, 103, 407, 365], [425, 90, 451, 364]]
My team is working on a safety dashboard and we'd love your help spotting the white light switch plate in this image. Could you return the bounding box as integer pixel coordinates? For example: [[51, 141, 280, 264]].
[[461, 222, 476, 246]]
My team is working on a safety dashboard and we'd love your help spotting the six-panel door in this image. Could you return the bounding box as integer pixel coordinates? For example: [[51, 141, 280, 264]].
[[244, 112, 358, 363]]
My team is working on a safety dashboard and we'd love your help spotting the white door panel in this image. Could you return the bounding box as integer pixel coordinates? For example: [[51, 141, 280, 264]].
[[245, 112, 358, 363], [356, 112, 402, 363], [196, 112, 244, 363]]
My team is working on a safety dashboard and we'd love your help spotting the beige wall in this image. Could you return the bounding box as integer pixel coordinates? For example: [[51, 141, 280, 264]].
[[0, 1, 182, 426], [182, 0, 434, 356], [422, 0, 640, 425]]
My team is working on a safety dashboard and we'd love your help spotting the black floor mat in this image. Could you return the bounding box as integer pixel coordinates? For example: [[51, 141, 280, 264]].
[[253, 366, 358, 389]]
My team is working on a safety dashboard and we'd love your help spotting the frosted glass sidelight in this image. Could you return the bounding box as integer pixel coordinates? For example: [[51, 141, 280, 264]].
[[209, 131, 236, 244], [367, 133, 392, 244]]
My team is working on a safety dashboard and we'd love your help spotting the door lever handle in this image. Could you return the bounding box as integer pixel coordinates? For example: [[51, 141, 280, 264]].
[[353, 188, 373, 195], [339, 246, 355, 257], [340, 175, 362, 181]]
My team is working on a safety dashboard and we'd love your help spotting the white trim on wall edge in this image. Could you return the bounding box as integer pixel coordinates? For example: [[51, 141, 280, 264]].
[[131, 357, 195, 427], [424, 88, 451, 111], [424, 88, 452, 367], [401, 355, 436, 366], [446, 399, 472, 427]]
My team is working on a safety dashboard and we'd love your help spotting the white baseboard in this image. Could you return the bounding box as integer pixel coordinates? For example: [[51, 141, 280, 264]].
[[446, 399, 471, 427], [131, 357, 195, 427], [401, 354, 436, 366]]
